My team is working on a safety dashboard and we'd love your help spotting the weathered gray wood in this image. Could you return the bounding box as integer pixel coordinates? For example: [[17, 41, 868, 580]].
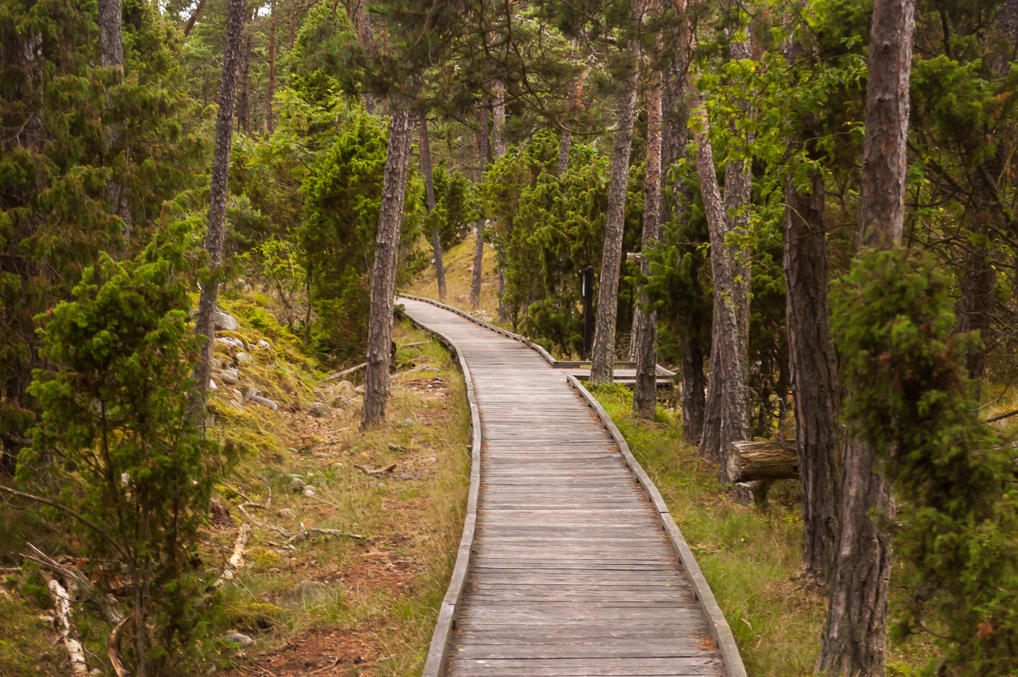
[[400, 296, 743, 677]]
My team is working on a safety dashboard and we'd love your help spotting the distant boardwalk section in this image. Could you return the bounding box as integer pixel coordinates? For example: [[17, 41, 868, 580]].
[[398, 296, 746, 677]]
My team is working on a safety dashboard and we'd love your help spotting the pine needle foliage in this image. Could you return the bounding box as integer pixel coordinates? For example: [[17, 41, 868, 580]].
[[832, 248, 1018, 675], [19, 224, 231, 674]]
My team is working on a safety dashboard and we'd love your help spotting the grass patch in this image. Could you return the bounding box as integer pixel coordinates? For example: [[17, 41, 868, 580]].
[[590, 383, 827, 676]]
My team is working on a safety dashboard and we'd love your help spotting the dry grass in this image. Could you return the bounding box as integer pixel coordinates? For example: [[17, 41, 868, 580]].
[[406, 234, 501, 318]]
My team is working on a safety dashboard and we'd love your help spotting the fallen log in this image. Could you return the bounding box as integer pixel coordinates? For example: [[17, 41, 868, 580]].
[[726, 440, 797, 484]]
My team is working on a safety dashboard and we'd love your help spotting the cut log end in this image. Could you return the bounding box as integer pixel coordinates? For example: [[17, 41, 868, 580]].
[[726, 440, 798, 484]]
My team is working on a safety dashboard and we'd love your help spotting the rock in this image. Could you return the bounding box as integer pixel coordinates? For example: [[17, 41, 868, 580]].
[[288, 476, 305, 493], [302, 485, 316, 497], [388, 443, 407, 453], [313, 388, 327, 400], [214, 309, 238, 332], [215, 336, 245, 350], [335, 380, 357, 398], [250, 395, 278, 411], [282, 580, 330, 606], [330, 397, 351, 409], [276, 508, 296, 519], [235, 352, 252, 364], [209, 379, 217, 391], [403, 418, 415, 426], [255, 339, 271, 350], [354, 384, 365, 394], [219, 368, 239, 385], [308, 402, 331, 418], [211, 357, 222, 370], [245, 387, 261, 400], [223, 632, 253, 646]]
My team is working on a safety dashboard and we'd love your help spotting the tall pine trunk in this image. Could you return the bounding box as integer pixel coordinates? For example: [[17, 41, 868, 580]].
[[785, 169, 840, 580], [190, 0, 246, 425], [590, 50, 640, 384], [470, 104, 489, 309], [419, 114, 446, 300], [266, 0, 276, 133], [361, 110, 414, 427], [783, 22, 840, 582], [98, 0, 130, 236], [492, 81, 508, 320], [632, 66, 663, 418], [817, 0, 916, 673], [693, 99, 750, 469], [697, 31, 753, 476], [236, 18, 252, 134]]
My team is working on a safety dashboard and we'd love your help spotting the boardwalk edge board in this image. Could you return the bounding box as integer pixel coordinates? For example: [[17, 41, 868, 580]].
[[564, 374, 749, 677], [396, 301, 483, 677]]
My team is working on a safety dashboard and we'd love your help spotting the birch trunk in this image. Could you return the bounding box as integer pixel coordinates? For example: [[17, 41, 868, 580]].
[[589, 54, 640, 384], [419, 114, 446, 300], [818, 0, 915, 672], [361, 109, 414, 427], [190, 0, 246, 425]]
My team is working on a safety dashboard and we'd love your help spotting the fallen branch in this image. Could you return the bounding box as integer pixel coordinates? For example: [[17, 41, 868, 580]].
[[43, 571, 89, 676], [108, 612, 134, 677], [321, 362, 367, 383], [354, 463, 396, 476], [986, 408, 1018, 424], [23, 543, 123, 626], [211, 524, 250, 590], [301, 526, 365, 540], [307, 656, 342, 675], [0, 485, 129, 561]]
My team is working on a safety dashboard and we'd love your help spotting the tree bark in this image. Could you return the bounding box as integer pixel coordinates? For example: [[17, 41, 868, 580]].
[[183, 0, 205, 37], [353, 1, 376, 115], [785, 168, 841, 581], [590, 52, 640, 384], [266, 0, 276, 133], [818, 1, 915, 673], [419, 114, 446, 300], [236, 19, 252, 134], [190, 0, 246, 425], [492, 80, 507, 158], [696, 33, 753, 476], [98, 0, 130, 236], [361, 109, 414, 427], [633, 66, 664, 418], [694, 97, 751, 469], [470, 104, 489, 309]]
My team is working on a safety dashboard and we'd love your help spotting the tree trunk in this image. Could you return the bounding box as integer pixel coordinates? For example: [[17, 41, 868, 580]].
[[236, 21, 252, 134], [470, 104, 489, 309], [266, 0, 276, 133], [696, 32, 753, 476], [694, 98, 751, 469], [818, 1, 915, 673], [354, 1, 376, 115], [183, 0, 205, 37], [633, 67, 664, 418], [98, 0, 130, 237], [492, 80, 507, 158], [590, 53, 640, 385], [726, 440, 797, 482], [785, 169, 841, 581], [361, 109, 414, 427], [189, 0, 246, 425], [419, 114, 446, 300]]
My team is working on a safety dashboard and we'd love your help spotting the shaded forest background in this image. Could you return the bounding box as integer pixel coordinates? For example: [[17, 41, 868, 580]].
[[2, 0, 1018, 674]]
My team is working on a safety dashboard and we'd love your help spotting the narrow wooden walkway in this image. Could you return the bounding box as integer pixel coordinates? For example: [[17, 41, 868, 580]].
[[399, 296, 745, 677]]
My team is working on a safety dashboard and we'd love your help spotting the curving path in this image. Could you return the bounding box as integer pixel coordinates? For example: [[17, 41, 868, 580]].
[[399, 296, 745, 677]]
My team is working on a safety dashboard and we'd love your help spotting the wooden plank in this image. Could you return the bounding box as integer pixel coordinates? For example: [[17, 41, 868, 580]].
[[398, 297, 740, 677]]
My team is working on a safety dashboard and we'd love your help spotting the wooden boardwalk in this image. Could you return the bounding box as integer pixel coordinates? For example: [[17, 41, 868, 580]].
[[399, 296, 745, 677]]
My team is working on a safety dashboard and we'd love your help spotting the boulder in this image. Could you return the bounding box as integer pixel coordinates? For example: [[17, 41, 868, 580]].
[[215, 336, 245, 350], [308, 402, 331, 418], [214, 309, 238, 331]]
